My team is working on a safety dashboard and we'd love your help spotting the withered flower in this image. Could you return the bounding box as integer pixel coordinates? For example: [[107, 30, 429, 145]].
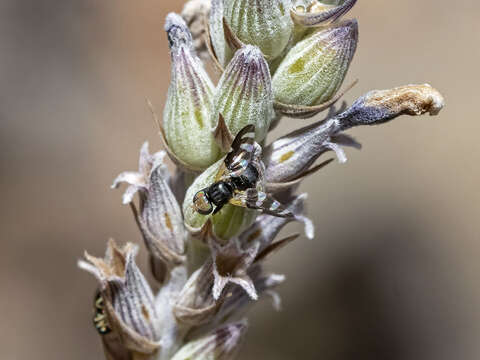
[[264, 84, 444, 183], [112, 143, 186, 274], [78, 240, 161, 355], [171, 321, 247, 360], [210, 239, 260, 300]]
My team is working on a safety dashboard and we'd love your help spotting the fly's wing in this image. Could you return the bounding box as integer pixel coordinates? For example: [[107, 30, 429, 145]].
[[229, 189, 294, 218], [225, 125, 259, 172], [215, 124, 257, 182]]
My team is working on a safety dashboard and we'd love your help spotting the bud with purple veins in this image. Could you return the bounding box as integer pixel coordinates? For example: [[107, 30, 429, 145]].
[[212, 45, 274, 143]]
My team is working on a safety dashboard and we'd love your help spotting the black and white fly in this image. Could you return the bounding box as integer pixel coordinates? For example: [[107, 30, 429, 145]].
[[193, 125, 293, 218]]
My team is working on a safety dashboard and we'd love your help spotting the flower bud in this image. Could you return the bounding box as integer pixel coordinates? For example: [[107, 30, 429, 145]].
[[223, 0, 293, 61], [163, 13, 220, 170], [272, 19, 358, 107], [212, 45, 274, 143], [183, 158, 257, 240], [209, 0, 234, 67], [171, 321, 247, 360]]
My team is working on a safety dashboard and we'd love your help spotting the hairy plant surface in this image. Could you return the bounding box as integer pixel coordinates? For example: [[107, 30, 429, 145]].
[[79, 1, 444, 359]]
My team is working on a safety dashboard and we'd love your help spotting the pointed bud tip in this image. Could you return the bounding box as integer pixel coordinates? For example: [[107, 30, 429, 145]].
[[328, 18, 358, 46], [238, 44, 264, 60], [165, 12, 193, 50]]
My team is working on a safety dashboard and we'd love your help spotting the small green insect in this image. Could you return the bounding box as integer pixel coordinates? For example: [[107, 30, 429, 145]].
[[93, 291, 111, 335]]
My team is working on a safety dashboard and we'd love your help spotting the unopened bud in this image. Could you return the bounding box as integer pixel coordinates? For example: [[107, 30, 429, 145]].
[[212, 45, 274, 143], [164, 13, 220, 170], [272, 19, 358, 106], [224, 0, 293, 61]]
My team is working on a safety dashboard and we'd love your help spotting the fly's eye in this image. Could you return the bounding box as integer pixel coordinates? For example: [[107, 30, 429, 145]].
[[193, 190, 213, 215]]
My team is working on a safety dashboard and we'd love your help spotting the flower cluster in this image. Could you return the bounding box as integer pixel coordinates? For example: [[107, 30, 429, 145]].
[[79, 1, 444, 359]]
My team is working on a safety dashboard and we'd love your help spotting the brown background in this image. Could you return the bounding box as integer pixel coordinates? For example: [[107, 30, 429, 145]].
[[1, 1, 478, 359]]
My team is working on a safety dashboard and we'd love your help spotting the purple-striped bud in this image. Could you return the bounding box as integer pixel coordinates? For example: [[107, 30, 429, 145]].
[[212, 45, 274, 142]]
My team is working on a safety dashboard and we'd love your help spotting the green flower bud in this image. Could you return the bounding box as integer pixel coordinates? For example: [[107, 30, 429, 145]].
[[272, 19, 358, 106], [212, 45, 274, 143], [163, 13, 220, 170], [209, 0, 234, 68], [224, 0, 293, 61], [183, 158, 256, 240]]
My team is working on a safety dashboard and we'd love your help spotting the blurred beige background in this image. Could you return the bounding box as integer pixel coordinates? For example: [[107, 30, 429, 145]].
[[1, 1, 478, 359]]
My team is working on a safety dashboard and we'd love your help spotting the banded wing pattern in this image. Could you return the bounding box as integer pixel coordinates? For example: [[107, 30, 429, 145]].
[[230, 189, 293, 218], [215, 124, 261, 181]]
